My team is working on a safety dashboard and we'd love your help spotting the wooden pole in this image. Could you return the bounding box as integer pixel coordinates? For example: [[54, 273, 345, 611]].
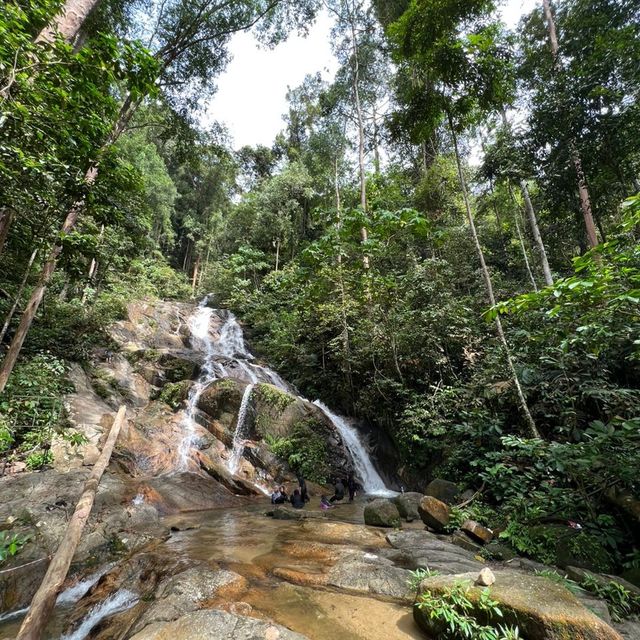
[[16, 406, 127, 640]]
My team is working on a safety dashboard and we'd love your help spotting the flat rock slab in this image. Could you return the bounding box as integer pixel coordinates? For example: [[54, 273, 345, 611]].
[[385, 530, 483, 574], [129, 609, 309, 639], [416, 570, 623, 640]]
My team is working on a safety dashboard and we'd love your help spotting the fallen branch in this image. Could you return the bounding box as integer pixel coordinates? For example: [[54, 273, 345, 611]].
[[455, 483, 485, 509], [16, 406, 126, 640]]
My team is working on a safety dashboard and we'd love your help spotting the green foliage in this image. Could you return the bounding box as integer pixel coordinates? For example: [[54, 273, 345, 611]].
[[580, 575, 640, 622], [415, 582, 521, 640], [0, 531, 31, 565], [158, 381, 191, 410], [267, 419, 329, 483]]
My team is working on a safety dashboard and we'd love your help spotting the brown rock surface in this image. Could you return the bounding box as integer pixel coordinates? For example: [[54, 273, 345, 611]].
[[417, 495, 450, 531]]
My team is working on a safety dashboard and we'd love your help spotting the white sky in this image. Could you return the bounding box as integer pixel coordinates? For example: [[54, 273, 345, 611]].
[[205, 0, 539, 149]]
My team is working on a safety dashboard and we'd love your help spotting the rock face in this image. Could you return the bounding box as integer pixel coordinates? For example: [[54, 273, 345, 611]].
[[385, 530, 483, 575], [364, 499, 402, 528], [418, 495, 450, 531], [414, 570, 623, 640], [129, 609, 310, 640], [392, 492, 423, 522], [425, 479, 459, 505]]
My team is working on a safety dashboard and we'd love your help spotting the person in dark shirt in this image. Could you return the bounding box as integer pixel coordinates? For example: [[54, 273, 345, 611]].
[[290, 489, 305, 509], [347, 473, 358, 502], [329, 479, 345, 503], [296, 473, 310, 503]]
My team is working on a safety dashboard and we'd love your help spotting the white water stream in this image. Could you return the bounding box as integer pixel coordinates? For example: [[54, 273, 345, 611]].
[[178, 297, 393, 494], [313, 401, 395, 496]]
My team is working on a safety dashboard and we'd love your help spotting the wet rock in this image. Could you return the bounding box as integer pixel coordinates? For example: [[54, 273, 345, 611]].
[[476, 567, 496, 586], [392, 492, 423, 522], [364, 499, 401, 528], [326, 553, 414, 602], [156, 353, 199, 383], [385, 530, 483, 575], [483, 540, 517, 561], [461, 519, 493, 544], [418, 495, 450, 531], [415, 569, 623, 640], [131, 567, 247, 634], [268, 507, 326, 521], [425, 479, 459, 505], [615, 618, 640, 639], [129, 609, 310, 640]]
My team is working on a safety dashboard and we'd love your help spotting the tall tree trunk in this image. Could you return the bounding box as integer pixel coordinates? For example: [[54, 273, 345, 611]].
[[36, 0, 104, 44], [0, 94, 137, 392], [350, 19, 370, 270], [507, 183, 538, 292], [0, 248, 38, 344], [373, 102, 381, 175], [0, 209, 14, 257], [520, 180, 554, 286], [448, 114, 539, 439], [191, 255, 200, 295], [542, 0, 599, 250]]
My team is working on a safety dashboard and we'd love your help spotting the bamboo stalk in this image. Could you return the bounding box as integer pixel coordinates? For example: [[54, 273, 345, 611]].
[[16, 406, 127, 640]]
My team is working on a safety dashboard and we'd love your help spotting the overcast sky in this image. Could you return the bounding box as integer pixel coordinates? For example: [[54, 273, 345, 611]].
[[205, 0, 540, 149]]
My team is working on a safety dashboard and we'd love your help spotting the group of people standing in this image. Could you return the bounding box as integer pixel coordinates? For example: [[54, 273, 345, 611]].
[[270, 472, 361, 510]]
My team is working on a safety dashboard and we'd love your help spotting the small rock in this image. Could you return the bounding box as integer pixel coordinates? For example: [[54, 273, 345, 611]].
[[418, 496, 450, 531], [451, 530, 483, 554], [425, 479, 459, 505], [476, 567, 496, 586], [364, 499, 402, 528], [461, 519, 493, 544]]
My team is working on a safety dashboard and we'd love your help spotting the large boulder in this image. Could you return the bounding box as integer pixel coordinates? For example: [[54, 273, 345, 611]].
[[418, 495, 450, 531], [414, 570, 623, 640], [129, 609, 310, 640], [385, 530, 483, 575], [425, 479, 459, 505], [392, 492, 423, 522], [364, 499, 402, 528]]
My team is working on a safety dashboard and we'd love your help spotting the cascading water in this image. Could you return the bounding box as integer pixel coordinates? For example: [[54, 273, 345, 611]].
[[60, 589, 138, 640], [313, 401, 395, 497], [228, 384, 255, 474], [177, 298, 217, 470]]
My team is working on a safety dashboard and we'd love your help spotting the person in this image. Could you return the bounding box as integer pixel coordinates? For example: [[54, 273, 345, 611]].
[[347, 473, 358, 502], [290, 489, 305, 509], [297, 473, 310, 503], [329, 478, 345, 503], [271, 485, 287, 505], [320, 495, 333, 510]]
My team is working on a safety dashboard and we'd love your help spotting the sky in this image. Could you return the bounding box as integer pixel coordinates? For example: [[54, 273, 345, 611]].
[[205, 0, 540, 149]]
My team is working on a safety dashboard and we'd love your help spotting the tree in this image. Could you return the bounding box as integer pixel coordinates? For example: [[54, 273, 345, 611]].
[[386, 0, 540, 438]]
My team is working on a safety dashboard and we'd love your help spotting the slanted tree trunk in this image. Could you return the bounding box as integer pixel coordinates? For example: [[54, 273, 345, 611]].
[[0, 248, 38, 344], [191, 254, 200, 294], [16, 406, 126, 640], [519, 180, 554, 286], [542, 0, 599, 250], [448, 113, 540, 439], [507, 183, 538, 291], [0, 94, 137, 392], [35, 0, 104, 44]]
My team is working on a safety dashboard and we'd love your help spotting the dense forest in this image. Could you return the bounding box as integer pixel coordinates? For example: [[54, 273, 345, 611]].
[[1, 0, 639, 587]]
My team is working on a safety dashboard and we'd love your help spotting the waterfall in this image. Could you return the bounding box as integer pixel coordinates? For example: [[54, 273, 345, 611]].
[[177, 298, 393, 494], [60, 589, 138, 640], [177, 298, 217, 470], [228, 384, 255, 474], [313, 401, 395, 497]]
